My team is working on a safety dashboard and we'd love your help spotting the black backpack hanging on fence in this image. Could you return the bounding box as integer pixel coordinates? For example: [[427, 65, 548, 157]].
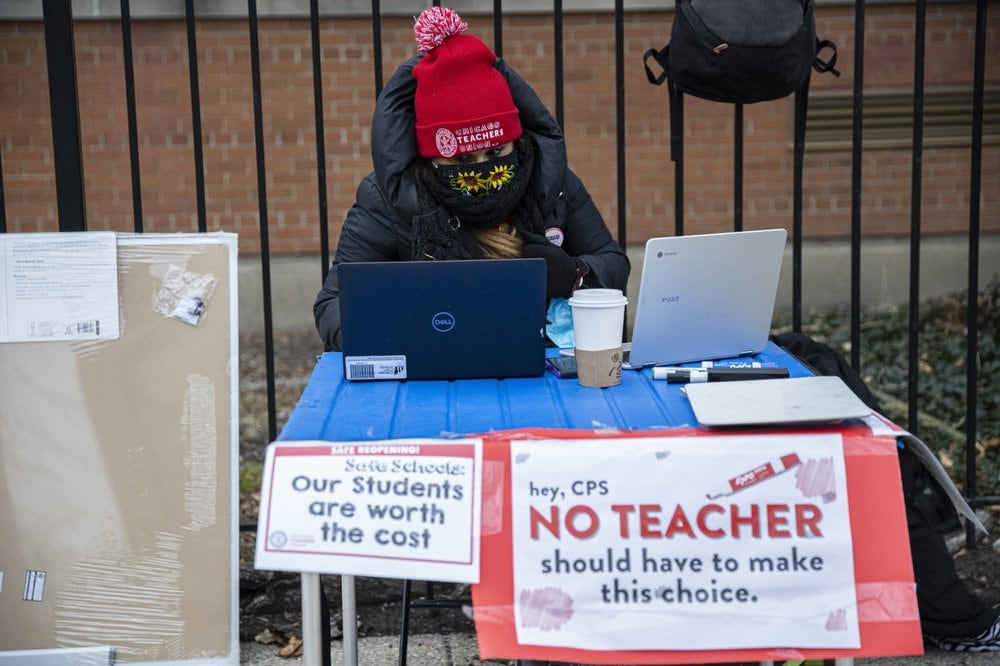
[[643, 0, 839, 104], [641, 0, 841, 234]]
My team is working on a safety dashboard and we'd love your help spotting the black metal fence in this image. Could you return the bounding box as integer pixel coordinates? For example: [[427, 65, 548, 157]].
[[0, 1, 995, 521]]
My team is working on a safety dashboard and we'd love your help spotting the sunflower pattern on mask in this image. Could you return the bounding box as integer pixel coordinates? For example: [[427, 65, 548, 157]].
[[445, 161, 516, 196]]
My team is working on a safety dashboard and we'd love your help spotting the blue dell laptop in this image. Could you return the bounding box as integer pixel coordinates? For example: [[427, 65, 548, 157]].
[[337, 258, 547, 381]]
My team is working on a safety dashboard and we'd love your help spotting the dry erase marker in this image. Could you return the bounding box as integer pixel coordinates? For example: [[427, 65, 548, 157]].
[[651, 367, 789, 383], [706, 453, 802, 499]]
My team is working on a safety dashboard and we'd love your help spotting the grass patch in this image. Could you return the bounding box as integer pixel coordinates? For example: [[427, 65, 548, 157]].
[[240, 461, 263, 495]]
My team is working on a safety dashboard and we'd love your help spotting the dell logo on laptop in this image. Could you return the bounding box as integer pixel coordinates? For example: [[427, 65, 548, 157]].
[[432, 312, 456, 332]]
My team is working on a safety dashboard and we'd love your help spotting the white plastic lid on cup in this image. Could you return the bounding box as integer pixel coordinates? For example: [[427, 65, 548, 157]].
[[567, 288, 628, 305], [567, 289, 628, 351]]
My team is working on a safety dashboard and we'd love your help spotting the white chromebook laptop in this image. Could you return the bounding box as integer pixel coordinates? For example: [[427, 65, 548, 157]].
[[623, 228, 787, 369]]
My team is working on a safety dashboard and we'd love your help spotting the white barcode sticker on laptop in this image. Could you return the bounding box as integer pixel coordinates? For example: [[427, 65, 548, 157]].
[[345, 355, 407, 381]]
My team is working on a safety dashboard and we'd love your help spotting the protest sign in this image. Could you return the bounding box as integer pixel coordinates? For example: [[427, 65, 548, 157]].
[[511, 434, 856, 650], [473, 427, 922, 664], [255, 438, 482, 583]]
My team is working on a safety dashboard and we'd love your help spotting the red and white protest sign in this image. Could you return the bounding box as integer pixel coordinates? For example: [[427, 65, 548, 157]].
[[511, 433, 856, 650], [255, 438, 482, 583], [472, 426, 922, 664]]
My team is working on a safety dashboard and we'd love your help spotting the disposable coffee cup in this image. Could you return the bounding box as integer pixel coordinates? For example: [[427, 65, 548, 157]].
[[567, 289, 628, 388]]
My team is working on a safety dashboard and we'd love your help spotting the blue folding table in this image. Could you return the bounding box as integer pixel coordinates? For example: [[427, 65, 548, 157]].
[[275, 342, 815, 665], [280, 342, 813, 440]]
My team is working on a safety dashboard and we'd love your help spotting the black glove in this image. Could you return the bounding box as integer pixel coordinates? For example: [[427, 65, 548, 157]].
[[520, 231, 589, 299]]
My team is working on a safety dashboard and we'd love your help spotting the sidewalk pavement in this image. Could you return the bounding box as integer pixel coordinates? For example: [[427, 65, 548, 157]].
[[241, 636, 1000, 665]]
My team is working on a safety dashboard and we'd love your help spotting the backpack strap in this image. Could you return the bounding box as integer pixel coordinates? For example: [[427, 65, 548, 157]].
[[642, 44, 670, 86], [668, 77, 683, 164], [789, 40, 839, 327], [813, 38, 841, 76], [642, 44, 685, 230], [671, 82, 685, 235], [641, 44, 683, 163]]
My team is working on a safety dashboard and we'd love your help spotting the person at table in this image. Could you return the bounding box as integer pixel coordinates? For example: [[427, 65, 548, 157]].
[[314, 6, 629, 352]]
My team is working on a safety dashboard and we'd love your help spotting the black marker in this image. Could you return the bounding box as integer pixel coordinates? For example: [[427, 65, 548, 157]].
[[651, 367, 789, 383]]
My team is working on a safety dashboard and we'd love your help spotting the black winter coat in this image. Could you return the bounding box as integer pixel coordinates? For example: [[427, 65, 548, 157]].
[[314, 56, 630, 351]]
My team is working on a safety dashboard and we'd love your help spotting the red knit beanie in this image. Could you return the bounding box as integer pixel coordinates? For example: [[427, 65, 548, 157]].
[[412, 7, 522, 159]]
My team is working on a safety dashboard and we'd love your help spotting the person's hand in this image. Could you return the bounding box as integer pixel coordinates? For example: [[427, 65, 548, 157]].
[[520, 231, 589, 299]]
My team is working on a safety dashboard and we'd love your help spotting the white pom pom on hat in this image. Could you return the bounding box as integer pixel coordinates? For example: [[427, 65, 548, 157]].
[[414, 6, 468, 53], [412, 7, 522, 159]]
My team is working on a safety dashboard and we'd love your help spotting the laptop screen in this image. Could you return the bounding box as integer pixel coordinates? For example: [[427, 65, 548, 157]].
[[626, 229, 787, 368], [338, 258, 547, 381]]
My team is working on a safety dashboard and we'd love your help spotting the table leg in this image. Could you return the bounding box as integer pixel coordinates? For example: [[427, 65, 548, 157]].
[[342, 574, 358, 666], [301, 573, 357, 666], [301, 573, 323, 666]]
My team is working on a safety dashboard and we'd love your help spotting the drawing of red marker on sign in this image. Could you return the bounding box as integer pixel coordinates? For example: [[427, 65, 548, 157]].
[[706, 453, 802, 499]]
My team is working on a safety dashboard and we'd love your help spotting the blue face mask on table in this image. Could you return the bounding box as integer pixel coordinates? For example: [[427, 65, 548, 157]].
[[545, 297, 575, 348]]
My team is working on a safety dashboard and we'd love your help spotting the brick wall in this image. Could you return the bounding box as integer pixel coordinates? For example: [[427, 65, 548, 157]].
[[1, 3, 996, 255]]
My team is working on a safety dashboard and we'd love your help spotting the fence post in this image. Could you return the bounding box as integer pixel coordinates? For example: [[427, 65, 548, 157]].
[[42, 0, 86, 231]]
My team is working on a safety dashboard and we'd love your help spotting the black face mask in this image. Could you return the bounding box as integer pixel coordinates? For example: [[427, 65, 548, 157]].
[[422, 145, 534, 231], [412, 141, 543, 259], [433, 151, 520, 198]]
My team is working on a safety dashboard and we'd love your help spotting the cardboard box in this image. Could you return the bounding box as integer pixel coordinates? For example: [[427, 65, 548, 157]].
[[0, 233, 239, 664]]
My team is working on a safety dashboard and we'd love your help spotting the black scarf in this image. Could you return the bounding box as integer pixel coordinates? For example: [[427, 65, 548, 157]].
[[411, 143, 546, 260]]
